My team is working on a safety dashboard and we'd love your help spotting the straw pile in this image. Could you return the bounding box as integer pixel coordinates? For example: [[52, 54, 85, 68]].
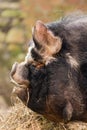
[[0, 97, 87, 130]]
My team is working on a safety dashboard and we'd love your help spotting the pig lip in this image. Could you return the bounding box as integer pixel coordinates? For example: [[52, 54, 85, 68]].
[[11, 77, 30, 106], [12, 85, 30, 106]]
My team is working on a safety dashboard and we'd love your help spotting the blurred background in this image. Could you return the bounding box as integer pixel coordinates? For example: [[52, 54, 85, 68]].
[[0, 0, 87, 109]]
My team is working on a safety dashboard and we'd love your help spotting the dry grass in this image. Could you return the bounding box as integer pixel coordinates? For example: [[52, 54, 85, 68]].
[[0, 97, 87, 130], [0, 97, 65, 130]]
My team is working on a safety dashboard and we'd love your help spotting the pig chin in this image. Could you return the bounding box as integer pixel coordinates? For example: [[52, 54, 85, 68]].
[[10, 62, 30, 105]]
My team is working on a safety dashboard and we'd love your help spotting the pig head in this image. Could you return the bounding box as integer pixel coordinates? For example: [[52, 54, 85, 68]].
[[10, 14, 87, 123]]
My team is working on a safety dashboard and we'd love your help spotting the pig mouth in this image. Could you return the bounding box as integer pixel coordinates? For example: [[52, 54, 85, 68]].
[[11, 86, 30, 106], [10, 77, 30, 106]]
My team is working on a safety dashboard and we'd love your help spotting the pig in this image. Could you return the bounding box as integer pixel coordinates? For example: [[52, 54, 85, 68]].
[[10, 13, 87, 123]]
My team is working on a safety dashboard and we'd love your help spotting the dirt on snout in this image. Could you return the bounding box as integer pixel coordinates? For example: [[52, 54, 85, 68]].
[[0, 97, 87, 130]]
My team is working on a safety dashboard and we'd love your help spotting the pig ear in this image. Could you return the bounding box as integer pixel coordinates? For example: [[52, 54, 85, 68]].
[[33, 20, 62, 52], [32, 20, 47, 45], [39, 30, 62, 64], [32, 20, 62, 64], [46, 30, 62, 54]]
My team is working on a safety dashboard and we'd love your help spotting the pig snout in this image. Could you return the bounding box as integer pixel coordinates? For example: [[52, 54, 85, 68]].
[[10, 62, 30, 88], [10, 62, 30, 105]]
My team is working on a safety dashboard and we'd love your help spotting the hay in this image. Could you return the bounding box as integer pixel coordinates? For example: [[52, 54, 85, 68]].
[[0, 97, 87, 130]]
